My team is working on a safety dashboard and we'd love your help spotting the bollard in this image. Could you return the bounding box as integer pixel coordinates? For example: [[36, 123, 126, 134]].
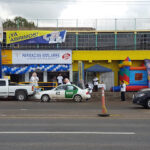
[[98, 86, 110, 117]]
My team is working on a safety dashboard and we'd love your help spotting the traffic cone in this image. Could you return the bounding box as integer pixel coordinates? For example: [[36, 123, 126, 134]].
[[98, 86, 110, 117]]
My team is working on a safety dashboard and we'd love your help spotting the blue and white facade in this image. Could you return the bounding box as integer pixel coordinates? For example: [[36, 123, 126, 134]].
[[2, 50, 72, 82]]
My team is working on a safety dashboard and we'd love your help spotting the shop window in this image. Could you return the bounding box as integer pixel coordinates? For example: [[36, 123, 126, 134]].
[[135, 73, 143, 81]]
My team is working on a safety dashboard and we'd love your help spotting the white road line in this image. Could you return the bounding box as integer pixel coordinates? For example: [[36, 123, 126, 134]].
[[0, 132, 136, 135]]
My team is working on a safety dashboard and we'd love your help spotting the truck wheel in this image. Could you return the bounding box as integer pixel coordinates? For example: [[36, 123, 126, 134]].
[[16, 91, 27, 101], [74, 95, 82, 102], [41, 94, 50, 102], [145, 99, 150, 109]]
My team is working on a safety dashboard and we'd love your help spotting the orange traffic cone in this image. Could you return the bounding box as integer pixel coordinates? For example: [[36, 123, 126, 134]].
[[98, 86, 110, 117]]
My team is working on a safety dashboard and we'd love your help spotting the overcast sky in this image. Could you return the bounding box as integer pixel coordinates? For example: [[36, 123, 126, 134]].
[[0, 0, 150, 20], [0, 0, 150, 29]]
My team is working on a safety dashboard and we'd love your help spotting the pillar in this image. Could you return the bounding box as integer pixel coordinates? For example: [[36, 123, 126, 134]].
[[43, 71, 47, 82], [69, 64, 73, 82], [25, 72, 29, 82]]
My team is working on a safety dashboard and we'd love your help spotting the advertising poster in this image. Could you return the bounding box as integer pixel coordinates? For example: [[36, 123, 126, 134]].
[[6, 30, 67, 44]]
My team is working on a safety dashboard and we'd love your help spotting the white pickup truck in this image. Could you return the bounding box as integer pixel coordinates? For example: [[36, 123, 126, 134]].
[[0, 79, 35, 101]]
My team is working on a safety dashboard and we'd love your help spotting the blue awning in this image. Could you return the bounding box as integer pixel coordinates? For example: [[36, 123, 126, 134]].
[[85, 64, 112, 72]]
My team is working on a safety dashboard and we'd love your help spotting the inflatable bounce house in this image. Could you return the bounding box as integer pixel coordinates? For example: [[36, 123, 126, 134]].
[[112, 57, 150, 92]]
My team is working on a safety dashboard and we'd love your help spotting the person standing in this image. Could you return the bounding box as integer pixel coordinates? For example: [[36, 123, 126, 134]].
[[30, 72, 39, 91], [93, 75, 99, 92], [57, 73, 63, 85], [64, 78, 71, 85], [120, 80, 126, 101]]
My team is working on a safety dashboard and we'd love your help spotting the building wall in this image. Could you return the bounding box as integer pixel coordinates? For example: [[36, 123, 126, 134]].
[[72, 50, 148, 86]]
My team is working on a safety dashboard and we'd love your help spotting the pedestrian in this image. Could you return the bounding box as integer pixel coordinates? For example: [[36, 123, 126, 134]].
[[30, 72, 39, 91], [64, 78, 71, 85], [120, 80, 126, 101], [57, 73, 63, 85], [93, 75, 99, 92]]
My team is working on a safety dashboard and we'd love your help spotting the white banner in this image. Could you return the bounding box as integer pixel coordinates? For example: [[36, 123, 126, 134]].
[[0, 19, 3, 43], [12, 50, 72, 64]]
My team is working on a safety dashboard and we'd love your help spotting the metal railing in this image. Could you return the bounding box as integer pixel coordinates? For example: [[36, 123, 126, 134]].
[[18, 82, 58, 91], [3, 18, 150, 31]]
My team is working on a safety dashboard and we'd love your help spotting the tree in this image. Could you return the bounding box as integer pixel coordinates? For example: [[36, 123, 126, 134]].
[[3, 16, 36, 29]]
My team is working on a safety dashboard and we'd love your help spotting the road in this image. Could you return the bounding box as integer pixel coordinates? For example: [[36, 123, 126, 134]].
[[0, 99, 150, 150]]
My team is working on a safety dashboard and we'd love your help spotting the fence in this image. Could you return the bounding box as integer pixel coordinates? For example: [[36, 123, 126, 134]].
[[2, 31, 150, 50], [3, 18, 150, 31]]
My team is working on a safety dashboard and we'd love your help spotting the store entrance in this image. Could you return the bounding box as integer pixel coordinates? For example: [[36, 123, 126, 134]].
[[47, 72, 69, 83]]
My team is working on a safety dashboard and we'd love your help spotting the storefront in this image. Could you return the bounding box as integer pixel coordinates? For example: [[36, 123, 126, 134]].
[[2, 49, 72, 83]]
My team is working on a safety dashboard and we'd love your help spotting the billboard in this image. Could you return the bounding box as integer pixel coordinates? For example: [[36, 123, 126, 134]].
[[2, 50, 72, 65], [6, 30, 67, 44]]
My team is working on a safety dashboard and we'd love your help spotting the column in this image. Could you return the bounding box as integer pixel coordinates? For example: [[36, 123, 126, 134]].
[[134, 32, 137, 50], [76, 32, 78, 50], [25, 72, 29, 82], [115, 32, 117, 50], [69, 64, 73, 82], [43, 71, 47, 82], [95, 32, 98, 50]]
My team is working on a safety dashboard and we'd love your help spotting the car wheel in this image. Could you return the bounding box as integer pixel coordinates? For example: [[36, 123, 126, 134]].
[[16, 91, 27, 101], [145, 99, 150, 109], [74, 95, 82, 102], [41, 94, 50, 102]]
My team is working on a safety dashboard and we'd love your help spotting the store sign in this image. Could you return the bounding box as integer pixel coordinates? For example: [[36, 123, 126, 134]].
[[2, 50, 12, 64], [6, 30, 66, 44], [12, 50, 72, 64], [0, 19, 3, 43]]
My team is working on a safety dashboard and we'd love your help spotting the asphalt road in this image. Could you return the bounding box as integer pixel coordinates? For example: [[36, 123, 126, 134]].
[[0, 99, 150, 150]]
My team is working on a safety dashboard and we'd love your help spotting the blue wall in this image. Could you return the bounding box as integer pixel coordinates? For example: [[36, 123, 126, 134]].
[[129, 70, 148, 86]]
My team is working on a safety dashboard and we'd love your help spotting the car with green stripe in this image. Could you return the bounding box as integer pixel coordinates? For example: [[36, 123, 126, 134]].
[[34, 84, 91, 102]]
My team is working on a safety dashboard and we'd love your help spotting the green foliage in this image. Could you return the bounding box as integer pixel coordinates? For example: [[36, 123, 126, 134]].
[[3, 16, 36, 28]]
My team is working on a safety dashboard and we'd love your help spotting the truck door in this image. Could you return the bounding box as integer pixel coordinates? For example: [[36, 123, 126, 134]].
[[0, 80, 8, 97]]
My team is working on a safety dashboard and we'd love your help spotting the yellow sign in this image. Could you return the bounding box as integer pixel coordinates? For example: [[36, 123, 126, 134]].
[[6, 30, 53, 44], [2, 50, 12, 64]]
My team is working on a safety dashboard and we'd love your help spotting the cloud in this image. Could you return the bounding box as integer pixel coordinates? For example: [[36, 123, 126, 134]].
[[1, 0, 150, 28], [0, 0, 70, 19]]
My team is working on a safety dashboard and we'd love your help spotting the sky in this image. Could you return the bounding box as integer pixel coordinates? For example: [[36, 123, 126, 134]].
[[0, 0, 150, 29], [0, 0, 150, 19]]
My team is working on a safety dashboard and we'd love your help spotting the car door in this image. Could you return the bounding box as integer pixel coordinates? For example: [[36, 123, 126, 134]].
[[0, 80, 8, 97], [53, 85, 66, 99], [65, 85, 78, 99]]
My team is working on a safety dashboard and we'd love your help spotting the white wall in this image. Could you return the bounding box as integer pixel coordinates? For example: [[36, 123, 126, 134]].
[[100, 72, 114, 91]]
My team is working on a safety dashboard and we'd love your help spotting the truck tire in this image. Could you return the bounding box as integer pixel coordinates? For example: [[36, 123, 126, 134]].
[[15, 91, 27, 101]]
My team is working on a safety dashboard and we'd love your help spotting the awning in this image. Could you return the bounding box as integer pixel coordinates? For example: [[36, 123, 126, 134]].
[[2, 64, 70, 74], [85, 64, 112, 72]]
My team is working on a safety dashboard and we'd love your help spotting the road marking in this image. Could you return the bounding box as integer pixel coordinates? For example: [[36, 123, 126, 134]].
[[0, 132, 136, 135]]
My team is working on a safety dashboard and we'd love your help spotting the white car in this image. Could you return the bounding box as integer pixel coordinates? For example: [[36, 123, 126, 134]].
[[34, 84, 91, 102]]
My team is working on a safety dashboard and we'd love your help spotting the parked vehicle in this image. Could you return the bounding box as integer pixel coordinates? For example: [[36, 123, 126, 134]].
[[133, 88, 150, 109], [34, 84, 91, 102], [0, 79, 35, 101]]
